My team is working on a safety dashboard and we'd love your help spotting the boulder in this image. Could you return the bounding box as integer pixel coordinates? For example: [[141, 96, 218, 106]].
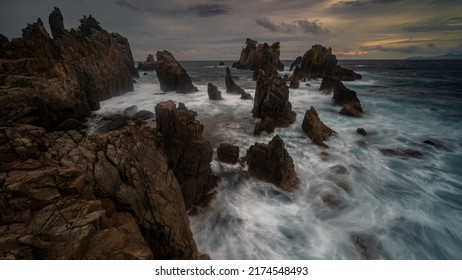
[[357, 128, 367, 136], [0, 124, 201, 259], [232, 38, 284, 71], [207, 83, 222, 100], [225, 67, 246, 94], [132, 110, 154, 124], [137, 54, 157, 71], [333, 81, 363, 117], [240, 92, 253, 100], [289, 77, 300, 89], [252, 69, 296, 135], [0, 8, 138, 131], [155, 101, 217, 208], [246, 135, 299, 191], [302, 106, 336, 148], [217, 143, 239, 164], [123, 105, 139, 117], [155, 50, 198, 93], [333, 65, 362, 81]]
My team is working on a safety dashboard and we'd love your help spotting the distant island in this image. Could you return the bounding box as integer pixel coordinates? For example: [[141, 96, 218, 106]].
[[407, 53, 462, 60]]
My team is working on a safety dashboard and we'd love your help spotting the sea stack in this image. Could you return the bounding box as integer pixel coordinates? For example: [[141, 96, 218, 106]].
[[155, 50, 198, 93]]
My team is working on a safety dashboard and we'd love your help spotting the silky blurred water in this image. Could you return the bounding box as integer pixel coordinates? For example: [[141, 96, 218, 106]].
[[91, 60, 462, 259]]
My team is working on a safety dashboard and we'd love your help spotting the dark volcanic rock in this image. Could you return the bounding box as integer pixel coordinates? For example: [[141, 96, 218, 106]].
[[240, 92, 253, 100], [246, 135, 299, 191], [333, 80, 363, 117], [292, 45, 361, 81], [289, 76, 300, 89], [132, 110, 154, 124], [319, 75, 337, 94], [423, 138, 443, 148], [357, 128, 367, 136], [207, 83, 222, 100], [137, 54, 157, 71], [252, 69, 296, 135], [217, 143, 239, 164], [225, 67, 246, 95], [302, 106, 336, 148], [0, 8, 138, 131], [0, 124, 200, 259], [232, 38, 284, 71], [155, 101, 217, 208], [155, 50, 198, 93]]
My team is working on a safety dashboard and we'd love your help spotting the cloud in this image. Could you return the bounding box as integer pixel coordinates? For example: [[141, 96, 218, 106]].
[[256, 17, 329, 34], [114, 0, 140, 11], [187, 4, 230, 17], [333, 0, 402, 7], [360, 45, 423, 53], [404, 17, 462, 32]]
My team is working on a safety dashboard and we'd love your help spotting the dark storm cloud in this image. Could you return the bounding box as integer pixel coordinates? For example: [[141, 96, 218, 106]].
[[114, 0, 140, 11], [256, 17, 329, 35], [404, 17, 462, 32], [187, 3, 230, 17], [333, 0, 402, 6]]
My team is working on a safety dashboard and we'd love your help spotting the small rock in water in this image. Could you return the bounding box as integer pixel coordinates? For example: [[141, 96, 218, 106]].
[[357, 127, 367, 136], [217, 143, 239, 164], [423, 138, 443, 148], [123, 105, 139, 117], [380, 148, 423, 159], [321, 193, 342, 208]]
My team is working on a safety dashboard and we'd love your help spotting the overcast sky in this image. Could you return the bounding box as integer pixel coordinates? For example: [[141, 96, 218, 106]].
[[1, 0, 461, 60]]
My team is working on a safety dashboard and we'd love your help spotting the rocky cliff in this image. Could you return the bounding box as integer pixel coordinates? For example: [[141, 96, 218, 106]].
[[0, 7, 138, 131], [0, 124, 201, 259]]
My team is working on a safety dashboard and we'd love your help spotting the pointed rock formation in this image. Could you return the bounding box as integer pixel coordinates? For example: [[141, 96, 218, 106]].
[[302, 106, 337, 148], [333, 80, 363, 117], [155, 101, 217, 208], [246, 135, 299, 192], [207, 83, 222, 100], [252, 69, 296, 135], [225, 67, 246, 94], [217, 143, 239, 164], [155, 50, 198, 93], [232, 38, 284, 72], [137, 54, 157, 71], [0, 8, 138, 131]]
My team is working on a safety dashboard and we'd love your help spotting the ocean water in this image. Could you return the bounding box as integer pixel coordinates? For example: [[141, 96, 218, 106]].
[[90, 60, 462, 259]]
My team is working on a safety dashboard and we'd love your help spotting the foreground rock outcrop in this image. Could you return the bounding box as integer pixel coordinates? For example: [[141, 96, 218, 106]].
[[290, 45, 361, 81], [302, 107, 337, 148], [232, 38, 284, 72], [0, 7, 138, 131], [0, 124, 201, 259], [155, 50, 198, 93], [137, 54, 157, 71], [252, 69, 296, 135], [246, 135, 299, 191], [155, 101, 217, 208]]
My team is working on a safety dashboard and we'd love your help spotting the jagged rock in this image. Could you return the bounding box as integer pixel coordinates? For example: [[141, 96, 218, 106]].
[[302, 106, 336, 148], [155, 101, 217, 208], [357, 128, 367, 136], [332, 80, 363, 117], [0, 8, 138, 131], [225, 67, 246, 94], [292, 45, 361, 81], [289, 76, 299, 89], [137, 54, 157, 71], [319, 75, 336, 94], [217, 143, 239, 164], [252, 69, 296, 135], [321, 193, 342, 208], [240, 92, 253, 100], [207, 83, 222, 100], [246, 135, 298, 191], [232, 38, 284, 71], [0, 124, 201, 259], [155, 50, 197, 93]]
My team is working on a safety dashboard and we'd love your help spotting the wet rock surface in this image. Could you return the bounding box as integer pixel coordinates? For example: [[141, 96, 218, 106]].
[[225, 67, 246, 95], [246, 135, 299, 192], [207, 83, 222, 100], [137, 54, 157, 71], [155, 50, 198, 93], [302, 107, 337, 148], [232, 38, 284, 72], [217, 143, 239, 164]]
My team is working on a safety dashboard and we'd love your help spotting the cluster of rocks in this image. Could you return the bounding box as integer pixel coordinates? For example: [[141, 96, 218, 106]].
[[0, 8, 216, 260], [0, 7, 138, 131], [137, 54, 157, 71], [232, 38, 284, 74]]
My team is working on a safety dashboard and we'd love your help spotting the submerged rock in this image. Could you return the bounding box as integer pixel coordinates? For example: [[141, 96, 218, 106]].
[[207, 83, 222, 100], [302, 107, 336, 148], [155, 101, 218, 208], [380, 148, 423, 159], [217, 143, 239, 164], [357, 127, 367, 136], [0, 124, 200, 259], [155, 50, 198, 93], [0, 7, 138, 131], [137, 54, 157, 71], [252, 69, 296, 135], [240, 92, 253, 100], [225, 67, 246, 95], [246, 135, 299, 192]]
